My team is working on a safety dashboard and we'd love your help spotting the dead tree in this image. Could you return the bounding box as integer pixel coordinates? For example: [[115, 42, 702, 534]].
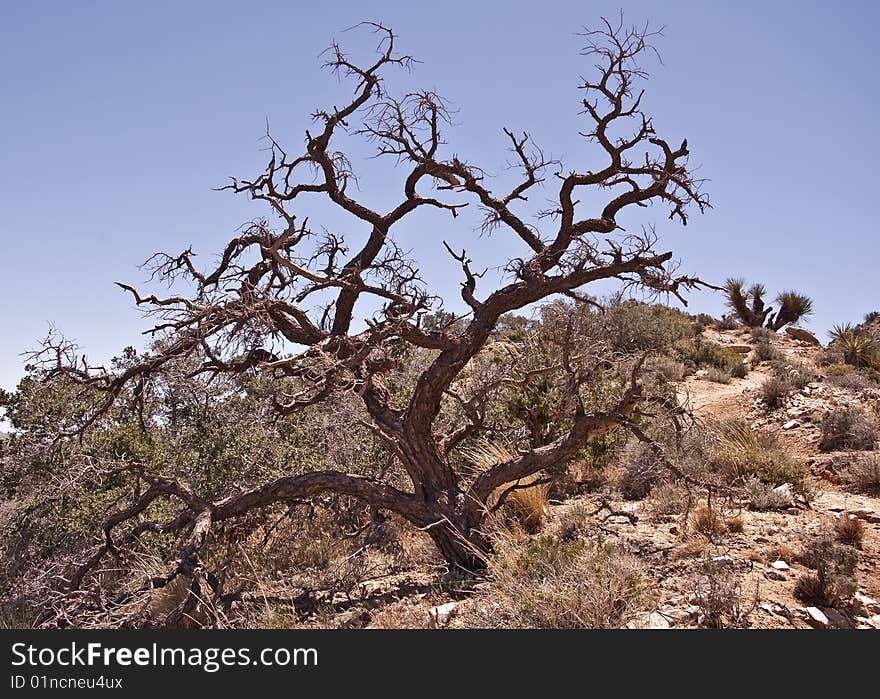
[[34, 18, 709, 607]]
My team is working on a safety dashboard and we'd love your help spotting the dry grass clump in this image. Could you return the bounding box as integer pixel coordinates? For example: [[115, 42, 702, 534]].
[[840, 455, 880, 493], [708, 421, 809, 496], [766, 542, 796, 563], [819, 407, 879, 452], [725, 514, 745, 533], [835, 514, 865, 549], [474, 531, 648, 628], [461, 440, 549, 532], [794, 531, 858, 608], [689, 504, 727, 538]]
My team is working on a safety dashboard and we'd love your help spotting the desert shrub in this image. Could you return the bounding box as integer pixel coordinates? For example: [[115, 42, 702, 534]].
[[674, 337, 744, 374], [771, 359, 815, 390], [729, 362, 748, 379], [759, 376, 791, 409], [818, 406, 878, 452], [826, 371, 872, 391], [703, 367, 731, 384], [840, 455, 880, 493], [708, 421, 809, 496], [835, 514, 864, 549], [753, 339, 777, 362], [617, 441, 665, 500], [577, 299, 696, 354], [690, 557, 759, 629], [750, 327, 776, 343], [745, 476, 792, 511], [481, 533, 647, 628], [716, 315, 739, 330], [648, 482, 691, 519], [794, 532, 858, 608], [651, 356, 688, 382]]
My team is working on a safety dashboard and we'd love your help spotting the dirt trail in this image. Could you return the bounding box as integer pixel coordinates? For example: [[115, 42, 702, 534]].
[[679, 366, 769, 421]]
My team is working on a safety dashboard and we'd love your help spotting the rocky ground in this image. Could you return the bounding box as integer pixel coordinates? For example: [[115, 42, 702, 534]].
[[264, 327, 880, 630]]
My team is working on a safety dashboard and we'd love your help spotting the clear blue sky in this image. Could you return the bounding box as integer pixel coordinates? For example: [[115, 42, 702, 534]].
[[1, 0, 878, 392]]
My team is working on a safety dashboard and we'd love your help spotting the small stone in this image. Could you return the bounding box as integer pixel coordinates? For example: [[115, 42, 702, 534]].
[[804, 607, 830, 629], [765, 569, 787, 581], [771, 560, 790, 570], [427, 601, 459, 626], [782, 420, 800, 430]]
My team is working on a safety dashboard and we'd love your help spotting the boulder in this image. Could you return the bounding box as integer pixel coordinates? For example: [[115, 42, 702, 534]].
[[804, 607, 830, 629], [785, 326, 822, 346]]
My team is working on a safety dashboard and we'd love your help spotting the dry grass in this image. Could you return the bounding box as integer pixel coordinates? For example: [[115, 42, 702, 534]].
[[708, 420, 809, 496], [766, 542, 796, 563], [674, 538, 708, 559], [689, 504, 727, 537], [835, 514, 865, 549], [460, 440, 549, 532], [725, 514, 745, 533], [469, 530, 649, 628]]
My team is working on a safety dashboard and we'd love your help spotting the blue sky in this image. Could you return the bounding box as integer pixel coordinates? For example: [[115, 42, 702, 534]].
[[1, 0, 878, 391]]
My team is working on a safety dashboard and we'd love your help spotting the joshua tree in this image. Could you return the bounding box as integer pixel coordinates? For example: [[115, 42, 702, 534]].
[[724, 278, 813, 330], [31, 19, 709, 611]]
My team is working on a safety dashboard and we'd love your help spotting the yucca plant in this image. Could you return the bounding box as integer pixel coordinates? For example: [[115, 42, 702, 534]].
[[769, 291, 814, 330], [829, 323, 879, 368], [723, 278, 813, 330]]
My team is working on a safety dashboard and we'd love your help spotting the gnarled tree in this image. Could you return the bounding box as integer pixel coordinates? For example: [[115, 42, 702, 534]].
[[32, 19, 710, 612]]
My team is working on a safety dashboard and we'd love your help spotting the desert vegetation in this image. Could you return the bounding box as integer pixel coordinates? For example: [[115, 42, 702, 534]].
[[1, 18, 879, 632]]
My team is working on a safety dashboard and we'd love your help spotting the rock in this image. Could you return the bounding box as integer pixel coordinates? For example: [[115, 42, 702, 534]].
[[782, 420, 800, 430], [771, 560, 790, 570], [659, 606, 696, 625], [804, 607, 830, 629], [636, 612, 671, 629], [427, 601, 459, 626], [849, 508, 877, 521], [694, 369, 709, 377], [822, 607, 852, 629], [772, 484, 795, 506], [854, 592, 880, 615], [786, 326, 822, 346], [765, 569, 787, 581], [729, 344, 752, 354]]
